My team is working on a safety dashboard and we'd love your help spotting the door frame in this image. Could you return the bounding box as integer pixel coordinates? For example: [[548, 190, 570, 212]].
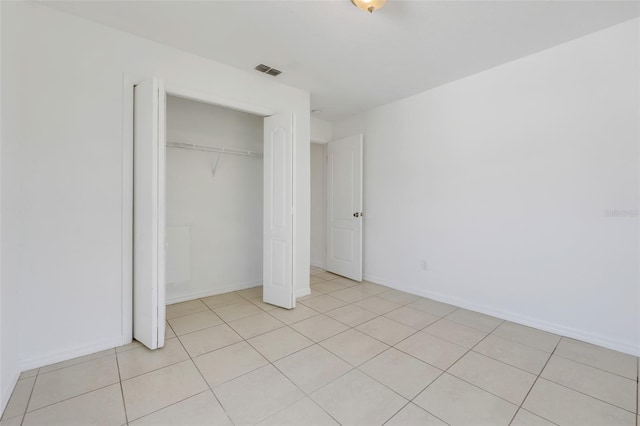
[[121, 74, 281, 345]]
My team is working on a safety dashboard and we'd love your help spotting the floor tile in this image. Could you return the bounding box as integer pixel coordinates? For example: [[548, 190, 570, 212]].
[[360, 348, 442, 399], [28, 356, 119, 411], [385, 403, 448, 426], [227, 311, 285, 339], [122, 360, 208, 421], [407, 298, 458, 317], [2, 377, 35, 420], [510, 408, 556, 426], [309, 276, 326, 285], [423, 319, 488, 348], [445, 308, 503, 332], [492, 322, 560, 353], [117, 337, 189, 380], [448, 351, 537, 405], [354, 296, 401, 315], [330, 277, 360, 287], [414, 373, 518, 426], [116, 340, 144, 353], [38, 348, 115, 374], [165, 322, 176, 339], [0, 416, 23, 426], [236, 286, 263, 300], [315, 272, 340, 280], [320, 329, 388, 366], [167, 311, 223, 335], [268, 304, 320, 324], [249, 297, 279, 311], [22, 384, 125, 426], [18, 369, 38, 380], [194, 341, 268, 387], [214, 365, 304, 425], [312, 281, 345, 294], [298, 288, 324, 300], [522, 378, 635, 426], [376, 289, 420, 305], [554, 337, 638, 380], [311, 370, 407, 426], [383, 306, 439, 329], [360, 282, 390, 295], [258, 397, 338, 426], [395, 332, 467, 370], [130, 390, 232, 426], [299, 294, 348, 313], [330, 287, 372, 303], [473, 334, 551, 375], [178, 323, 243, 358], [166, 299, 209, 320], [212, 301, 262, 322], [248, 327, 314, 361], [290, 315, 349, 342], [201, 292, 245, 309], [274, 345, 352, 393], [355, 316, 416, 345], [324, 304, 378, 327], [541, 355, 636, 412]]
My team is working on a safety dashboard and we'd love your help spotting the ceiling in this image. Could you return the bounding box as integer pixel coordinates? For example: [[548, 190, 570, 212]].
[[44, 1, 640, 121]]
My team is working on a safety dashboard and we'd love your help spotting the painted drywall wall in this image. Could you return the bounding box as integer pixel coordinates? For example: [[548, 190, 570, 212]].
[[165, 96, 263, 302], [311, 117, 333, 143], [1, 1, 309, 378], [310, 143, 326, 268], [333, 18, 640, 355]]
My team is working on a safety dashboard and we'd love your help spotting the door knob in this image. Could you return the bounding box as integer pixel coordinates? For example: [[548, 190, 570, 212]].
[[353, 212, 359, 217]]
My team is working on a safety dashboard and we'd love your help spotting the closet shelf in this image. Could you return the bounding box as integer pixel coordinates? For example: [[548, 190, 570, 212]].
[[166, 141, 263, 158]]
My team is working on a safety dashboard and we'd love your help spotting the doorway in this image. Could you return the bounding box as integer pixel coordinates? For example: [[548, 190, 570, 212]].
[[129, 78, 297, 350]]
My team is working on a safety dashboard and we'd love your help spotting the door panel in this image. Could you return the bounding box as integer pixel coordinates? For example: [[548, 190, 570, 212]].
[[263, 113, 295, 309], [326, 134, 363, 281], [133, 78, 166, 349]]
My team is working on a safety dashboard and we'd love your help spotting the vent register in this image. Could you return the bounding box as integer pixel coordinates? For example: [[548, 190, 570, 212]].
[[254, 64, 282, 77]]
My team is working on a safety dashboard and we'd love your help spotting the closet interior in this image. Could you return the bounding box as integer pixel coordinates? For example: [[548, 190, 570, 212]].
[[165, 95, 264, 304]]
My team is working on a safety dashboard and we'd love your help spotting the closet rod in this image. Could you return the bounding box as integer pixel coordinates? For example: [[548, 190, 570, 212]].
[[166, 141, 263, 158]]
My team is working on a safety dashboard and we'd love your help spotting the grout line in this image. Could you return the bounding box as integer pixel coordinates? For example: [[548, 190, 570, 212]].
[[114, 353, 130, 425]]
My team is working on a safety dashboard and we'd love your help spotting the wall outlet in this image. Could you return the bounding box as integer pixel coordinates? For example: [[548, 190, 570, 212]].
[[420, 259, 428, 271]]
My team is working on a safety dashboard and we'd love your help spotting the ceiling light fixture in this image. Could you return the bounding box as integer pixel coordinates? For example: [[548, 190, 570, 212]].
[[351, 0, 387, 13]]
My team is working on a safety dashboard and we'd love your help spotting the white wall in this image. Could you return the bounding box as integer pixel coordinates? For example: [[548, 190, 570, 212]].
[[165, 96, 263, 302], [1, 0, 310, 383], [310, 143, 326, 268], [333, 18, 640, 355], [311, 117, 333, 143]]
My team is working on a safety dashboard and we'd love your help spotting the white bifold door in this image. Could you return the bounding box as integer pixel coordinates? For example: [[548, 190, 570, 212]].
[[133, 78, 166, 350], [263, 113, 295, 309], [326, 134, 363, 281]]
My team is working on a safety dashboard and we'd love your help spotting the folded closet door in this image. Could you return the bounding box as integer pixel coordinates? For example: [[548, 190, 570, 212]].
[[133, 78, 166, 349], [263, 113, 295, 309]]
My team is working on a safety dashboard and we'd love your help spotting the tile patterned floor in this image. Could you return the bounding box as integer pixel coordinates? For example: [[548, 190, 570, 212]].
[[2, 267, 638, 425]]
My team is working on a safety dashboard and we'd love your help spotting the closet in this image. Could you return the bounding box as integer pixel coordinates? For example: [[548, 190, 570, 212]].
[[165, 95, 264, 304]]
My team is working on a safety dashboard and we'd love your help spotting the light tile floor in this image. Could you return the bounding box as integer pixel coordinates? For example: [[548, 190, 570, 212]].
[[2, 267, 639, 425]]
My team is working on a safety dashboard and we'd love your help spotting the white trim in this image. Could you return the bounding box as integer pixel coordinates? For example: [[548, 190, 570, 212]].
[[164, 83, 274, 117], [18, 337, 123, 372], [310, 261, 326, 270], [296, 287, 311, 298], [166, 281, 263, 305], [363, 273, 640, 357]]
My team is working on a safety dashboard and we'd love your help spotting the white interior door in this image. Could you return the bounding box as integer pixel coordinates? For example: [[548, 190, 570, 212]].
[[133, 78, 166, 349], [263, 113, 295, 309], [326, 134, 363, 281]]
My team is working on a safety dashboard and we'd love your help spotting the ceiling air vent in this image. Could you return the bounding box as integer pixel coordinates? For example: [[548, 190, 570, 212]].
[[254, 63, 283, 77]]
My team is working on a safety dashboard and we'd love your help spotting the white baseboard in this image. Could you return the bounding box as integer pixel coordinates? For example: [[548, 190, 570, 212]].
[[18, 336, 124, 372], [296, 287, 311, 298], [363, 273, 640, 357], [166, 280, 262, 305]]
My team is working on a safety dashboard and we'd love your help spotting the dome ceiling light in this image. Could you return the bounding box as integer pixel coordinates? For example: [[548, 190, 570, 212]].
[[351, 0, 387, 13]]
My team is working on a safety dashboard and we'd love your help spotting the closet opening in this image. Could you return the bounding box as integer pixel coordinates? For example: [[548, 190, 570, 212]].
[[165, 95, 264, 306]]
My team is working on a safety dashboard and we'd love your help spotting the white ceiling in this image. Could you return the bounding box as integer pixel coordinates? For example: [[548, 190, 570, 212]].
[[44, 1, 640, 121]]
